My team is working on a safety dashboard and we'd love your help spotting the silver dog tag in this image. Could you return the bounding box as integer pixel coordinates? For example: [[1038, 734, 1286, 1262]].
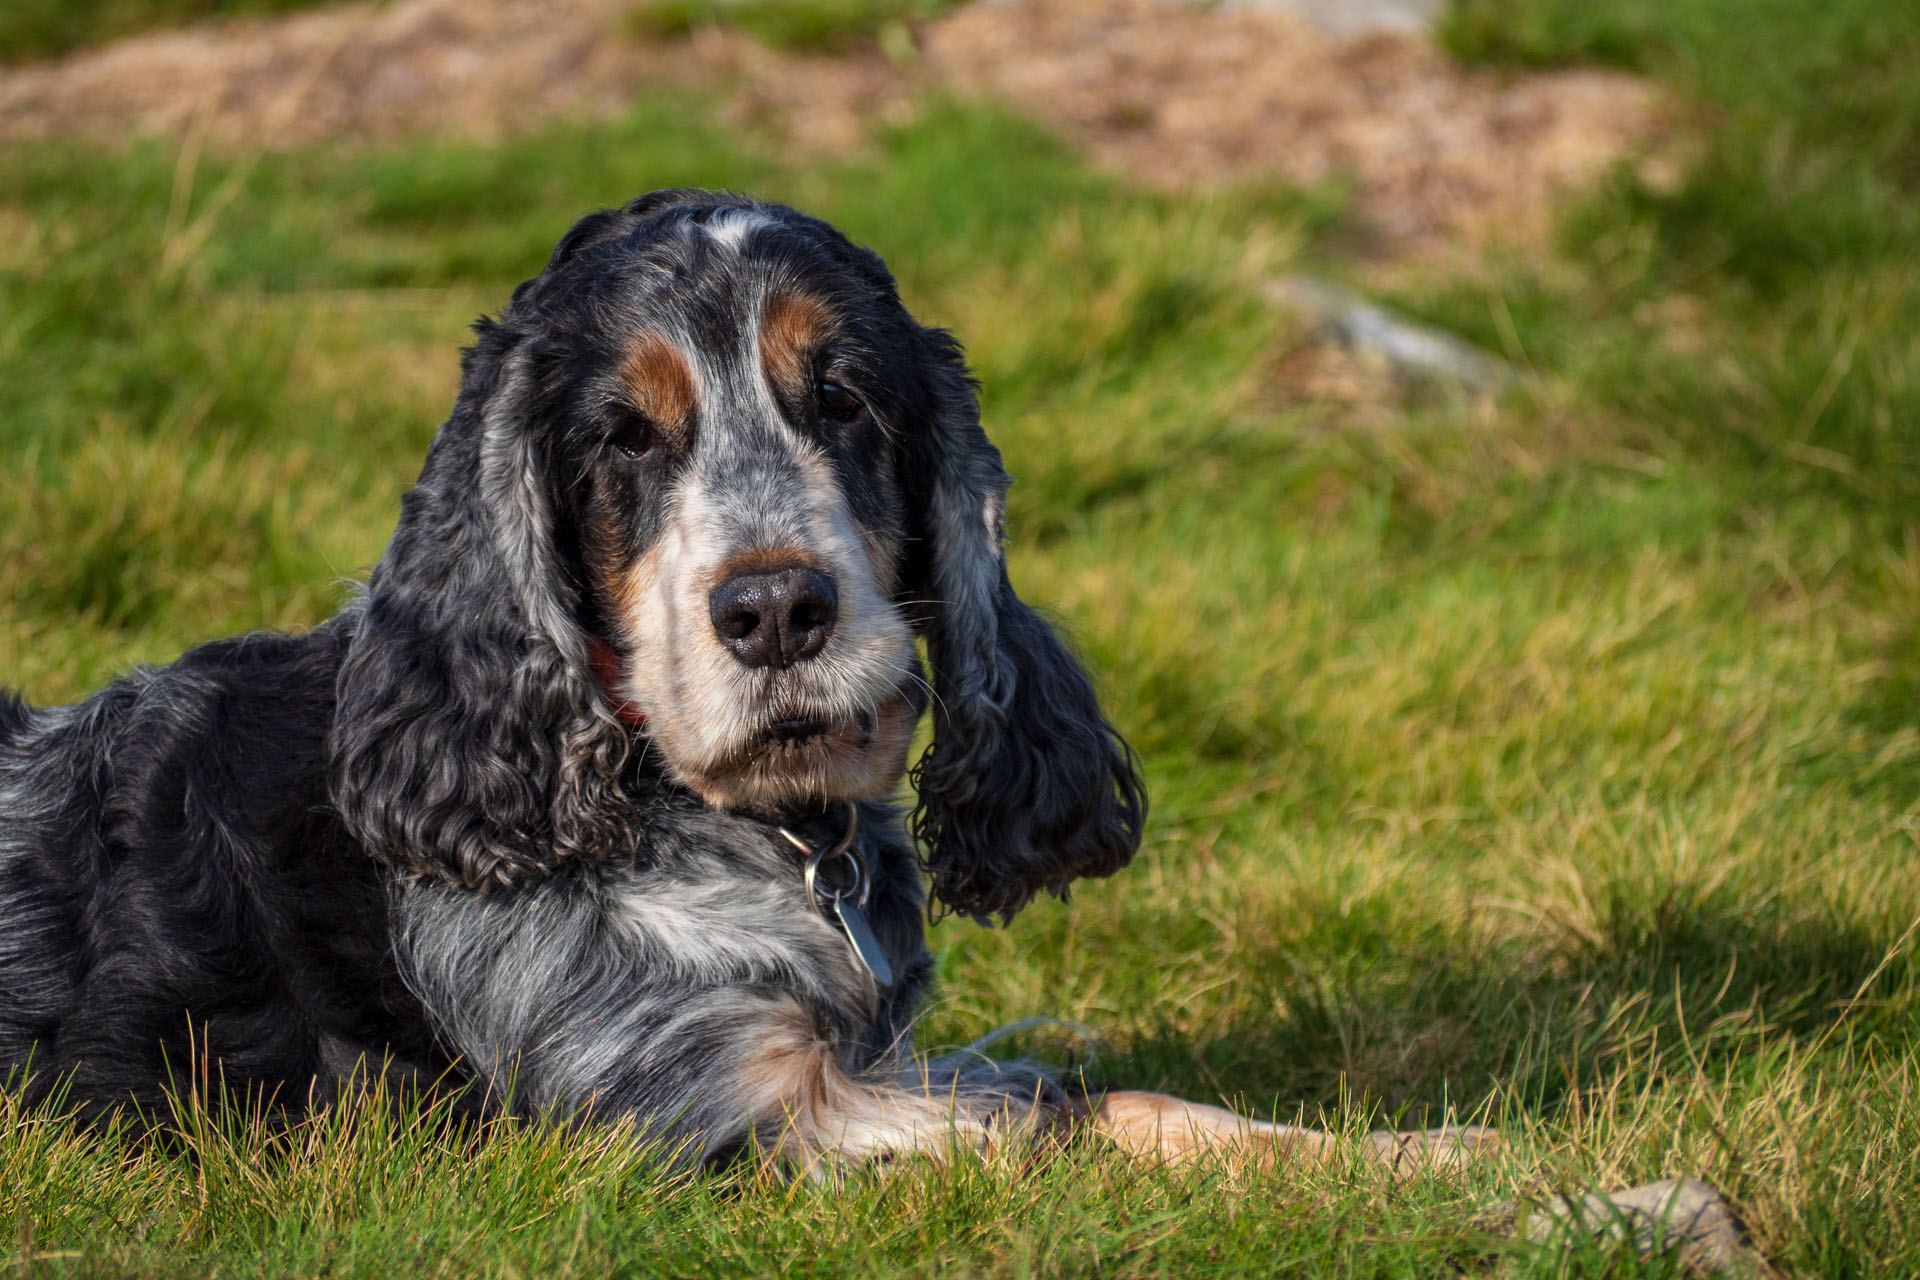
[[832, 896, 894, 990]]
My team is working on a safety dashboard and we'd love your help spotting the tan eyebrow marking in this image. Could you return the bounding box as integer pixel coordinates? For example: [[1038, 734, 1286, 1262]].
[[759, 291, 834, 400], [618, 331, 697, 430]]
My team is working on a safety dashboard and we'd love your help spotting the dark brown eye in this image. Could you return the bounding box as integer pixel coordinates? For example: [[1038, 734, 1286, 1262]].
[[817, 379, 864, 423], [609, 409, 656, 460]]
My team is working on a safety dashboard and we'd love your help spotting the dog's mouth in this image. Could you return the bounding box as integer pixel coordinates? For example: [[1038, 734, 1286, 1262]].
[[681, 697, 912, 809], [758, 707, 873, 753]]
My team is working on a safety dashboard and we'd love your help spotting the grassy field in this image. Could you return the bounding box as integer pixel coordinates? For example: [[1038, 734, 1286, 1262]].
[[3, 0, 1919, 1273]]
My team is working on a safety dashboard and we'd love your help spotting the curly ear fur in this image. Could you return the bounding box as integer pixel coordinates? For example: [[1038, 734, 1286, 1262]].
[[328, 311, 630, 888], [907, 331, 1147, 921]]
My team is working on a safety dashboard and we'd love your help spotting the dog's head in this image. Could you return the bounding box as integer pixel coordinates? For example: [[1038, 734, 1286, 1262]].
[[330, 190, 1144, 919]]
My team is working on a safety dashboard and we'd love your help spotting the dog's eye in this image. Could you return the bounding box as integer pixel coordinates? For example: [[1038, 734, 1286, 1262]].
[[817, 379, 864, 423], [608, 409, 656, 460]]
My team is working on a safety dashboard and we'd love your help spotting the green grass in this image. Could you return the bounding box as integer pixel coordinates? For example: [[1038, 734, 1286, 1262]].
[[3, 0, 1920, 1273], [0, 0, 339, 64], [625, 0, 956, 54], [1430, 0, 1920, 528]]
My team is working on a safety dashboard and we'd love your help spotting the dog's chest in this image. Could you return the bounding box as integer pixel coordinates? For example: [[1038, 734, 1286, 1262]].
[[601, 815, 926, 1010]]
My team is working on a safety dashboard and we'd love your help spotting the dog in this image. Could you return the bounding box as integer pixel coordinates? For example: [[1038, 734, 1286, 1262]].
[[0, 190, 1486, 1171]]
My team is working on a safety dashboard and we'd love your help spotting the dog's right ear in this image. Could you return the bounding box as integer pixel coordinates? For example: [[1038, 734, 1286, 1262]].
[[328, 310, 625, 888]]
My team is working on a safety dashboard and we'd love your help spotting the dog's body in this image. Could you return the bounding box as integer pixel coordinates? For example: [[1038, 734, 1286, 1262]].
[[1, 192, 1483, 1170], [0, 628, 980, 1160], [0, 627, 451, 1117]]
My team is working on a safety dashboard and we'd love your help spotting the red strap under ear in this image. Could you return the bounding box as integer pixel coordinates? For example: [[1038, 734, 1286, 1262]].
[[586, 637, 648, 727]]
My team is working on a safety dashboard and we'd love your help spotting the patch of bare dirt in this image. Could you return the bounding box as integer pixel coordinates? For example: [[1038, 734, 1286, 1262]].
[[926, 0, 1668, 258], [0, 0, 908, 153], [0, 0, 1668, 260]]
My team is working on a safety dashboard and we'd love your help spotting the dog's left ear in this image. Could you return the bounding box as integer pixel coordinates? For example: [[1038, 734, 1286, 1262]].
[[905, 328, 1147, 921]]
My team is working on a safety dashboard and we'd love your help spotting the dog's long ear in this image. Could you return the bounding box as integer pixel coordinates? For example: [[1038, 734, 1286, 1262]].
[[906, 329, 1147, 921], [329, 309, 629, 888]]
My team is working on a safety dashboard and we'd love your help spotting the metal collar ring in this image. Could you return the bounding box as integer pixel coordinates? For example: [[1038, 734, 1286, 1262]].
[[780, 801, 866, 913]]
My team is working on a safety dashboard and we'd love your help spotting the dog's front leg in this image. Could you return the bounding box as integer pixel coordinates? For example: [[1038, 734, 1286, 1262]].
[[1078, 1091, 1498, 1172]]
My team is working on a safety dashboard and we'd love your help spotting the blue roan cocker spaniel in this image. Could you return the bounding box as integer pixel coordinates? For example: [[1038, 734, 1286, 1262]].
[[0, 191, 1487, 1170]]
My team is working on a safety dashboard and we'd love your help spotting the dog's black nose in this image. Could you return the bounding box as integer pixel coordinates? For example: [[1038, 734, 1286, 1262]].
[[709, 567, 838, 669]]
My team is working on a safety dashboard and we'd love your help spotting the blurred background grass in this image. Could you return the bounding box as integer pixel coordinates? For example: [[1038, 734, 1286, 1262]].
[[2, 0, 1918, 1275]]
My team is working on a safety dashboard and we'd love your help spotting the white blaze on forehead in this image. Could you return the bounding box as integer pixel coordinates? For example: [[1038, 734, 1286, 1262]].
[[704, 208, 775, 253]]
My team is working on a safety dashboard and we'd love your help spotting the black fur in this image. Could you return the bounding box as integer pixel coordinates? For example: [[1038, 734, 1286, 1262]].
[[906, 331, 1146, 921], [0, 626, 452, 1119]]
